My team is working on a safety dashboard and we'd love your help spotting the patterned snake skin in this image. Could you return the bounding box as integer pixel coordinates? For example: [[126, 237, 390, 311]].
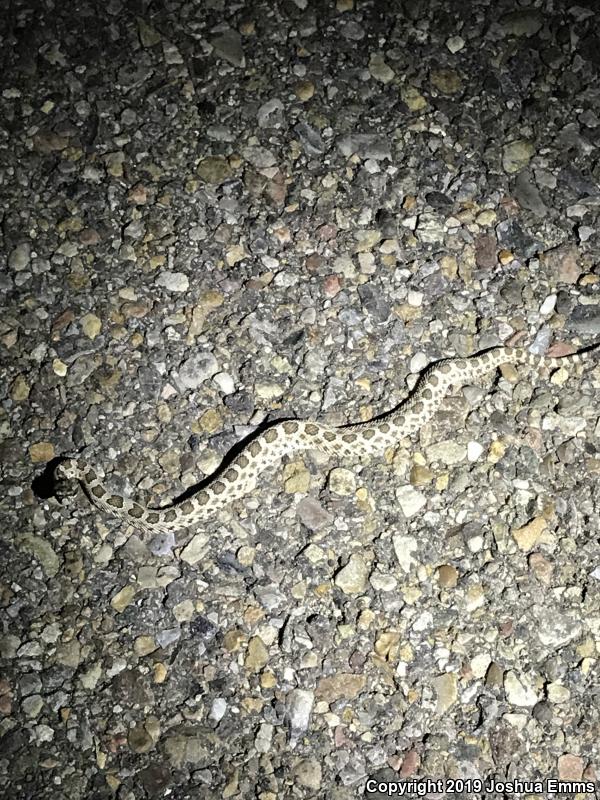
[[54, 345, 597, 535]]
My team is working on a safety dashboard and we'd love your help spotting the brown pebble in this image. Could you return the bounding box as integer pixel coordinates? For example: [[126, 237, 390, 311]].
[[437, 564, 458, 588], [485, 661, 504, 688]]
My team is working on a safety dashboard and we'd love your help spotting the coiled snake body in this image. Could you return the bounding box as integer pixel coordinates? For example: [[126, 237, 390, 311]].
[[54, 345, 597, 535]]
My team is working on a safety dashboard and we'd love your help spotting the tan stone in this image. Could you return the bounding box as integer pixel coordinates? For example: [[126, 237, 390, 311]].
[[245, 636, 269, 672], [512, 517, 547, 551], [111, 585, 137, 612], [29, 442, 55, 463]]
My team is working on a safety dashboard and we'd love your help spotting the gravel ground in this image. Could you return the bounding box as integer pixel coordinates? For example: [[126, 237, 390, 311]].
[[2, 1, 600, 798]]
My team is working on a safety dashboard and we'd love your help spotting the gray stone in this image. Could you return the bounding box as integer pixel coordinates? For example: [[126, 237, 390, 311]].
[[496, 219, 543, 258], [211, 29, 245, 68], [17, 534, 60, 577], [164, 734, 209, 767], [243, 146, 277, 169], [568, 304, 600, 335], [180, 533, 209, 565], [294, 758, 323, 789], [255, 722, 274, 753], [287, 689, 314, 745], [9, 243, 31, 271], [425, 440, 467, 465], [295, 497, 333, 531], [535, 609, 582, 647], [337, 134, 391, 161], [19, 673, 42, 696], [502, 140, 535, 174], [357, 283, 391, 321], [257, 98, 284, 127], [156, 627, 181, 648], [513, 171, 547, 215], [22, 694, 44, 718], [149, 531, 176, 557], [294, 122, 326, 156], [499, 9, 543, 36], [176, 351, 219, 390]]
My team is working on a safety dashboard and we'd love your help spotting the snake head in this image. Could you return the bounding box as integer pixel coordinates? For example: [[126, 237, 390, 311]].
[[54, 458, 81, 481], [53, 458, 82, 503]]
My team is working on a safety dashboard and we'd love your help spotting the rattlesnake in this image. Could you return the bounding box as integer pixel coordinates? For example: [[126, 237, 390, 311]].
[[54, 344, 597, 536]]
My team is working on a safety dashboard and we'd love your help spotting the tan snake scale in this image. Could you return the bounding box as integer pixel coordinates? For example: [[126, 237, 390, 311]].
[[55, 345, 598, 535]]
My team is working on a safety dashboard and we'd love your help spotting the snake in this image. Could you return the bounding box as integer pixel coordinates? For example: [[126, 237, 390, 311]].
[[54, 344, 597, 536]]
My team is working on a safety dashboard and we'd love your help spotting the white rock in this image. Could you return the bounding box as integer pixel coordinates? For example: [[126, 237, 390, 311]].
[[395, 485, 426, 517], [369, 571, 398, 592], [467, 441, 484, 461], [255, 382, 285, 400], [177, 351, 219, 390], [33, 724, 55, 742], [407, 289, 423, 307], [213, 371, 235, 394], [467, 534, 484, 553], [412, 610, 433, 632], [470, 653, 492, 678], [286, 689, 314, 746], [446, 35, 465, 53], [410, 352, 429, 373], [335, 554, 369, 594], [255, 722, 274, 753], [539, 293, 557, 315], [209, 697, 227, 722], [328, 467, 356, 496], [504, 671, 538, 707], [156, 271, 189, 292], [392, 533, 419, 573]]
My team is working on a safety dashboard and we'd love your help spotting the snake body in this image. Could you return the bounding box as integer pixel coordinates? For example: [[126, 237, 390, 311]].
[[55, 345, 596, 535]]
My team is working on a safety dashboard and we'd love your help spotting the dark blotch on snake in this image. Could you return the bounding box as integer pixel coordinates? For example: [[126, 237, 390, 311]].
[[128, 504, 145, 519]]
